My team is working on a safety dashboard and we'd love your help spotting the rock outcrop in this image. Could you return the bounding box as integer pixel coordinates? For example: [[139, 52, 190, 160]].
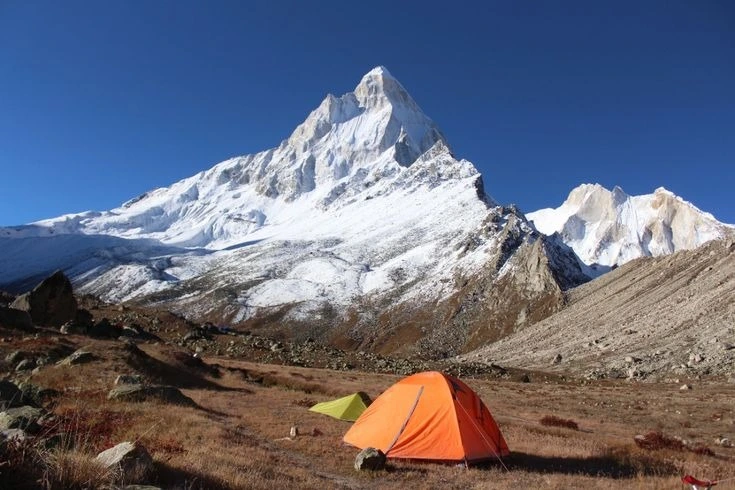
[[10, 271, 77, 327], [107, 384, 195, 406]]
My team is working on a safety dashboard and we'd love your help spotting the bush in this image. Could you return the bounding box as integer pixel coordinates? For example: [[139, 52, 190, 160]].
[[539, 415, 579, 430], [634, 431, 685, 451], [633, 431, 715, 457]]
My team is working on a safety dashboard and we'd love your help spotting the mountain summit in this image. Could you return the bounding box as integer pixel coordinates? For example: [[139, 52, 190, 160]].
[[0, 67, 590, 357], [8, 67, 461, 249], [528, 184, 734, 268]]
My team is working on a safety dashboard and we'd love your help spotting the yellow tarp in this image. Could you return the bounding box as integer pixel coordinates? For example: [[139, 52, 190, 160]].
[[309, 392, 371, 421]]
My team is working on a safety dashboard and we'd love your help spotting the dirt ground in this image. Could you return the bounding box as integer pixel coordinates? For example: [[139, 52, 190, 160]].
[[2, 330, 735, 489]]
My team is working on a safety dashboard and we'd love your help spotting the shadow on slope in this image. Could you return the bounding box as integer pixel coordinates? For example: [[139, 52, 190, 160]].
[[124, 343, 227, 390]]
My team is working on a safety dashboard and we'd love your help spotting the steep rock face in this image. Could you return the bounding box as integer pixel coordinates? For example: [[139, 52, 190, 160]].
[[528, 184, 734, 268], [0, 67, 589, 355]]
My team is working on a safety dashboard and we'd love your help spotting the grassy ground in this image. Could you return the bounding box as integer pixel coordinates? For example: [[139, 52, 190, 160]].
[[2, 333, 734, 489]]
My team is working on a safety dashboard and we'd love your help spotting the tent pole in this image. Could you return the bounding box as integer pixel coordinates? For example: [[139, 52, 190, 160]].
[[384, 386, 424, 454]]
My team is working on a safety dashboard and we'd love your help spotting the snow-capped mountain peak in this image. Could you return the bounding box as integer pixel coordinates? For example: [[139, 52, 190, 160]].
[[4, 67, 470, 251], [353, 65, 420, 110], [0, 67, 595, 356], [528, 183, 734, 268], [288, 65, 446, 170]]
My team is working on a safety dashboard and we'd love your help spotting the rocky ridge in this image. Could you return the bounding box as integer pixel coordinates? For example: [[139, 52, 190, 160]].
[[462, 238, 735, 380], [529, 184, 734, 269]]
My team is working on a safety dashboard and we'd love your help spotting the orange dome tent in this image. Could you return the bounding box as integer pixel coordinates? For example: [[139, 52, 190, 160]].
[[343, 371, 509, 463]]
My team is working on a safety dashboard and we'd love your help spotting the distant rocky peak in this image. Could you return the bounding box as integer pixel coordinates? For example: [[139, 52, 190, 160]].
[[529, 183, 734, 268]]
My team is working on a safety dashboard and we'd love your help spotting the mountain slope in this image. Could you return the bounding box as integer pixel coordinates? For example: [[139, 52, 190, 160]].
[[0, 67, 590, 356], [462, 237, 735, 378], [528, 184, 734, 269]]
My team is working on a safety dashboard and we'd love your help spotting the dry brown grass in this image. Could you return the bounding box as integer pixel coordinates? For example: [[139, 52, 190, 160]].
[[4, 336, 735, 489], [42, 450, 113, 490]]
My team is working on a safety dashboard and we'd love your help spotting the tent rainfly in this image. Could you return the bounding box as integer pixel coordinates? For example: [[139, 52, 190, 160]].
[[343, 371, 509, 463], [309, 392, 372, 421]]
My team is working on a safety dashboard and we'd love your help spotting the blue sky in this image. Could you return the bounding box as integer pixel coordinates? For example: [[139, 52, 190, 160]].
[[1, 1, 733, 226]]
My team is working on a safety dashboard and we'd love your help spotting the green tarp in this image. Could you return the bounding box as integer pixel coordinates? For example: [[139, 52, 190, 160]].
[[308, 392, 371, 421]]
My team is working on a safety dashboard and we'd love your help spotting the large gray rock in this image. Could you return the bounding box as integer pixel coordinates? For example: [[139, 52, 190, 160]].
[[0, 406, 43, 433], [107, 384, 195, 406], [95, 441, 153, 480], [59, 349, 95, 366], [0, 306, 33, 331], [11, 271, 77, 327], [354, 447, 386, 471]]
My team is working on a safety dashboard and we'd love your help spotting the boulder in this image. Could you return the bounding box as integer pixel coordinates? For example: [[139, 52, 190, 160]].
[[95, 441, 153, 480], [10, 271, 77, 327], [0, 381, 24, 410], [0, 406, 43, 433], [354, 447, 386, 471], [107, 384, 196, 406], [0, 306, 33, 331], [59, 349, 95, 366]]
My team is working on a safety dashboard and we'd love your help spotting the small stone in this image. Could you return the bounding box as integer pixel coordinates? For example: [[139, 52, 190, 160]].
[[717, 437, 732, 448], [680, 384, 692, 391], [114, 375, 143, 386], [354, 447, 386, 471], [96, 441, 153, 479], [289, 425, 299, 438], [551, 354, 562, 365]]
